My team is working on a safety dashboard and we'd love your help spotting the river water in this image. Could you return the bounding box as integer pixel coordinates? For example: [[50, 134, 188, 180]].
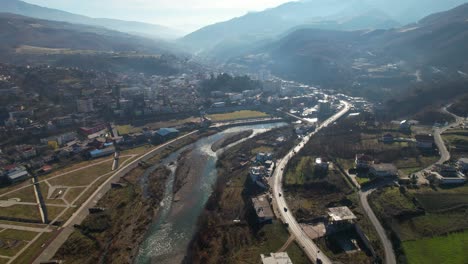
[[135, 122, 286, 264]]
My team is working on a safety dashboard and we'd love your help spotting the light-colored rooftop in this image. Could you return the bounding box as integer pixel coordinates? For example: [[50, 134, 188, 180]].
[[261, 252, 293, 264], [252, 195, 274, 219], [328, 206, 357, 222]]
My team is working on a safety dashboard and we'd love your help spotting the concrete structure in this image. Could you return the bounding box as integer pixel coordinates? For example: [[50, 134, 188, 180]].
[[252, 194, 274, 223], [256, 152, 273, 164], [328, 206, 357, 223], [261, 252, 293, 264], [369, 163, 398, 177]]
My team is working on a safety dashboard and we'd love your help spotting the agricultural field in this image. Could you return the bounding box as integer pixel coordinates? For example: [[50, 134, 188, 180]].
[[403, 230, 468, 264], [208, 110, 269, 121], [371, 184, 468, 263]]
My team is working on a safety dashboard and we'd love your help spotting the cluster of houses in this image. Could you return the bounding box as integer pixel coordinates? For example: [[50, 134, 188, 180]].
[[355, 154, 399, 178], [0, 123, 180, 185], [249, 152, 275, 189], [426, 160, 467, 185]]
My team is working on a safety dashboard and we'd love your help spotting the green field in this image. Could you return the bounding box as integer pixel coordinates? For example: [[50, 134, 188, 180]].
[[285, 156, 318, 185], [403, 230, 468, 264], [370, 187, 418, 217], [208, 110, 269, 121]]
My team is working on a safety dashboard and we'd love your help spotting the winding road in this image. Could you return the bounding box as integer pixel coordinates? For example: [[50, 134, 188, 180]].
[[272, 101, 350, 264], [358, 105, 465, 264]]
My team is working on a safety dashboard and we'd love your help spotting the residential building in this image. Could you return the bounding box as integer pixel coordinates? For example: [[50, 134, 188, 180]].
[[261, 252, 293, 264], [415, 134, 435, 149], [382, 133, 394, 143], [457, 158, 468, 172], [76, 99, 94, 113], [79, 124, 107, 136], [400, 120, 411, 131], [315, 157, 329, 171], [251, 194, 274, 224], [89, 147, 115, 159], [355, 154, 374, 169], [256, 153, 273, 164], [369, 163, 398, 177], [328, 206, 357, 224], [4, 165, 30, 183]]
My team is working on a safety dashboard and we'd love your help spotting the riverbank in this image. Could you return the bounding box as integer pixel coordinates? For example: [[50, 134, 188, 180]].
[[185, 126, 312, 264], [211, 130, 253, 152], [50, 130, 218, 263]]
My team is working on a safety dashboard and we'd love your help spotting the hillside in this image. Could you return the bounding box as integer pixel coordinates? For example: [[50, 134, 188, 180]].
[[0, 0, 182, 39], [0, 13, 184, 75], [180, 0, 467, 59], [0, 13, 182, 54], [232, 3, 468, 93]]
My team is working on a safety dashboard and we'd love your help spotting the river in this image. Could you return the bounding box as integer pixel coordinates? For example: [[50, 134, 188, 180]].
[[135, 122, 287, 264]]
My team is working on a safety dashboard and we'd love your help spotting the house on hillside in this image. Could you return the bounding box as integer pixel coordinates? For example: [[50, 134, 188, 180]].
[[369, 163, 398, 177], [415, 134, 435, 149], [355, 154, 374, 169]]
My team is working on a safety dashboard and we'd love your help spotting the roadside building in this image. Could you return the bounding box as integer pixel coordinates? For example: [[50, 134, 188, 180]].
[[261, 252, 293, 264], [256, 152, 273, 164], [415, 134, 435, 149], [328, 206, 357, 225], [89, 147, 115, 159], [251, 194, 274, 224], [369, 163, 398, 177], [315, 157, 329, 171], [3, 165, 30, 183], [355, 154, 374, 169]]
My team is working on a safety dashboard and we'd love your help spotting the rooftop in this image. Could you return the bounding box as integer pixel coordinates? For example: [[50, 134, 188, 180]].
[[156, 128, 179, 137], [252, 195, 274, 219], [328, 206, 357, 222], [371, 163, 398, 172], [261, 252, 293, 264]]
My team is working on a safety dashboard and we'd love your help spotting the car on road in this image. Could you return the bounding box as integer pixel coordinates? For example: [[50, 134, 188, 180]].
[[284, 207, 288, 212], [279, 193, 282, 197]]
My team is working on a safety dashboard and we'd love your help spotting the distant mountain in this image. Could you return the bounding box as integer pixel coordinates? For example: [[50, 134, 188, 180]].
[[0, 13, 167, 54], [0, 13, 185, 76], [0, 0, 182, 39], [230, 3, 468, 100], [181, 0, 467, 59]]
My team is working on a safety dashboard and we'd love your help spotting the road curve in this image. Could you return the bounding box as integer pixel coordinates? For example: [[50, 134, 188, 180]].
[[359, 188, 396, 264], [272, 101, 351, 264]]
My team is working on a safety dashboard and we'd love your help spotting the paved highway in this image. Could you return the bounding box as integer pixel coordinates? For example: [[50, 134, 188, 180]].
[[359, 187, 396, 264], [435, 105, 465, 165], [272, 101, 350, 264]]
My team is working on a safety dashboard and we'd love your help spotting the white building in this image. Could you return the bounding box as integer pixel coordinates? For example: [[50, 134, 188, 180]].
[[261, 252, 293, 264]]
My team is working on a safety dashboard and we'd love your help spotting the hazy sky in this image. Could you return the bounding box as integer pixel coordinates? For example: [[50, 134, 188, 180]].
[[22, 0, 295, 32]]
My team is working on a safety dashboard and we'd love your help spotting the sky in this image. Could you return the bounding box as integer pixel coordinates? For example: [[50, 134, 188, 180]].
[[22, 0, 296, 33]]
